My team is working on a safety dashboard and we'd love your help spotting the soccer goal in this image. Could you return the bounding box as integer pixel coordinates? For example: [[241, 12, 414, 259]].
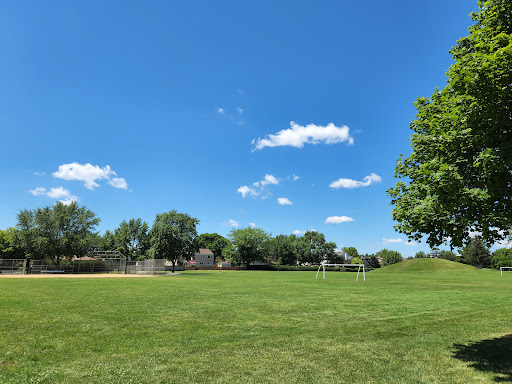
[[316, 263, 365, 281], [500, 266, 512, 276]]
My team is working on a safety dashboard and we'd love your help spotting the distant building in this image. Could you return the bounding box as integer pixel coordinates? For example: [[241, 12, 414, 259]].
[[192, 248, 215, 268]]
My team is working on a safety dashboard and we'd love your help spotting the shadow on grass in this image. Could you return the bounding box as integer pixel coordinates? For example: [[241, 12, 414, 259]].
[[452, 334, 512, 382]]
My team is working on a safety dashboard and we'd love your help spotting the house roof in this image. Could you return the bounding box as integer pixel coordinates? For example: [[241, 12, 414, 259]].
[[195, 248, 214, 255]]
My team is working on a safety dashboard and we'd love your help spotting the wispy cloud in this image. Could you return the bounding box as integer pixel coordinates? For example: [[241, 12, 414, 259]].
[[29, 187, 47, 196], [329, 173, 382, 189], [325, 216, 354, 224], [218, 108, 225, 114], [237, 174, 279, 199], [277, 197, 293, 206], [249, 222, 256, 227], [382, 238, 417, 246], [34, 171, 46, 176], [237, 174, 299, 199], [227, 219, 239, 227], [237, 107, 244, 115], [53, 162, 128, 190], [28, 186, 79, 205], [252, 122, 353, 151], [292, 230, 305, 235], [108, 177, 128, 190]]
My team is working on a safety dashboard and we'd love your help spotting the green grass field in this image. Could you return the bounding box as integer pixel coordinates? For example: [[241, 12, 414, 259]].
[[1, 259, 512, 383]]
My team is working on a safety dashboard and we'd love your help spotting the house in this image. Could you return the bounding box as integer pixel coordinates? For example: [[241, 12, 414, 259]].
[[192, 248, 215, 268]]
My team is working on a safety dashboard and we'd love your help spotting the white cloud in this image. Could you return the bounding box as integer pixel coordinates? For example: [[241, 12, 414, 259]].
[[383, 238, 404, 244], [29, 187, 46, 196], [256, 174, 279, 187], [34, 172, 46, 176], [277, 197, 293, 206], [108, 177, 128, 190], [237, 185, 259, 198], [329, 173, 382, 189], [237, 89, 244, 95], [46, 186, 72, 199], [325, 216, 354, 224], [382, 238, 417, 246], [237, 107, 244, 115], [292, 230, 305, 235], [52, 162, 127, 190], [252, 121, 354, 151], [29, 186, 79, 205], [237, 174, 281, 199], [218, 108, 225, 114], [249, 222, 256, 227], [292, 174, 300, 181], [228, 219, 239, 227]]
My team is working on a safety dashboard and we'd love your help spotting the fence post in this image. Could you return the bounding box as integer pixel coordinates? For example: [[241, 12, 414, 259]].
[[22, 259, 27, 274]]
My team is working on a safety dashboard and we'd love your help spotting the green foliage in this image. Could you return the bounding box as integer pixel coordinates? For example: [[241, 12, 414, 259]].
[[342, 246, 359, 258], [388, 0, 512, 248], [113, 218, 150, 260], [351, 257, 363, 265], [361, 254, 381, 269], [491, 248, 512, 269], [16, 202, 100, 262], [415, 251, 428, 259], [194, 233, 230, 262], [0, 228, 24, 259], [439, 250, 457, 261], [148, 210, 199, 272], [228, 227, 271, 267], [295, 231, 335, 264], [430, 247, 441, 258], [377, 248, 402, 266], [266, 234, 298, 265], [460, 236, 492, 267]]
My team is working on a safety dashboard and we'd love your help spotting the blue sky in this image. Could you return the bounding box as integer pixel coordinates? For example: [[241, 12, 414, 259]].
[[0, 0, 480, 257]]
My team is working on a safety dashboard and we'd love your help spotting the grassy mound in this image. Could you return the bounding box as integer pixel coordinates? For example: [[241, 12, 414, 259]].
[[380, 257, 475, 272]]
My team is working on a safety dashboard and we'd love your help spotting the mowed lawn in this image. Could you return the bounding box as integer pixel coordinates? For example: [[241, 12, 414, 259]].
[[1, 259, 512, 383]]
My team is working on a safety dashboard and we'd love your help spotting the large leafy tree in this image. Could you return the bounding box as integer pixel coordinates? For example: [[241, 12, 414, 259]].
[[388, 0, 512, 248], [0, 228, 24, 259], [491, 248, 512, 269], [376, 249, 402, 266], [16, 202, 100, 263], [114, 218, 150, 260], [148, 210, 199, 273], [228, 227, 271, 267], [194, 233, 230, 264], [342, 246, 359, 258], [267, 234, 299, 265]]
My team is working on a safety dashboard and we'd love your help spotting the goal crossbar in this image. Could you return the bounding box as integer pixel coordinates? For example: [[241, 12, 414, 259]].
[[500, 266, 512, 276], [316, 263, 365, 281]]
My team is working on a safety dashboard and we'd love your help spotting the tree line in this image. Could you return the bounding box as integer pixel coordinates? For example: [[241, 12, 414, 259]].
[[4, 202, 509, 270], [0, 202, 386, 270]]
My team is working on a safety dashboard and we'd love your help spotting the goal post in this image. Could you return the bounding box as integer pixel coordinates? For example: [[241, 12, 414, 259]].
[[316, 263, 365, 281], [500, 266, 512, 276]]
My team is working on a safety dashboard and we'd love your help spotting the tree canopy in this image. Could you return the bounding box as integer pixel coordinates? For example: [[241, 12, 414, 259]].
[[388, 0, 512, 248], [228, 227, 271, 267], [194, 233, 229, 263], [377, 249, 402, 266], [460, 236, 492, 267], [148, 210, 199, 272], [16, 202, 100, 263]]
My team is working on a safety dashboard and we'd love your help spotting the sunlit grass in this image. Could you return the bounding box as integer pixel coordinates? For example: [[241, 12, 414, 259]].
[[1, 261, 511, 383]]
